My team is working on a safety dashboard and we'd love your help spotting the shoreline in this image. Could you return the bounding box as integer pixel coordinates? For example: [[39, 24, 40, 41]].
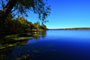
[[48, 28, 90, 30]]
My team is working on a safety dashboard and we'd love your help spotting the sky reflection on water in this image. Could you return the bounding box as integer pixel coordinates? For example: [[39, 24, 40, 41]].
[[27, 30, 90, 60]]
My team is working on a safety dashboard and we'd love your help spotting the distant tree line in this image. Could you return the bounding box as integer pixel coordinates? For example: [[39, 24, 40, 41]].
[[49, 28, 90, 30]]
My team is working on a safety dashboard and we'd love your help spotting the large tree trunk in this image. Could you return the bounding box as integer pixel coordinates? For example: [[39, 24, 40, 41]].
[[0, 0, 17, 37], [0, 0, 17, 19]]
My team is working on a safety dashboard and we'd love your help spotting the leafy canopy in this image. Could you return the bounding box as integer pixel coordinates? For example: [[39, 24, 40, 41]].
[[0, 0, 51, 20]]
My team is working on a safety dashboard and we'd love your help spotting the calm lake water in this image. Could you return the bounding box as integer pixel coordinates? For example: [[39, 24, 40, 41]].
[[0, 30, 90, 60]]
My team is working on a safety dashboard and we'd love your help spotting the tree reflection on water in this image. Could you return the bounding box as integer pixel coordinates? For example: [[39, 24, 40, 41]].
[[0, 31, 46, 60]]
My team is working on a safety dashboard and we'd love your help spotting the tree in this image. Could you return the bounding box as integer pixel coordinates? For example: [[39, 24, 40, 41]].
[[0, 0, 50, 20], [0, 0, 50, 36], [40, 24, 47, 30], [34, 22, 40, 30]]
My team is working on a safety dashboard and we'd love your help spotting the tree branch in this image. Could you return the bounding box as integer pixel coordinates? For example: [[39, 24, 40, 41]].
[[0, 0, 17, 19], [1, 0, 5, 9]]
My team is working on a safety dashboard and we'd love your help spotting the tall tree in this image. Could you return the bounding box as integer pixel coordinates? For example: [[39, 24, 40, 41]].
[[0, 0, 50, 20], [0, 0, 50, 36]]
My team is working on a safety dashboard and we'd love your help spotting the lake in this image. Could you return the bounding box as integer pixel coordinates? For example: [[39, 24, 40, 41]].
[[0, 30, 90, 60]]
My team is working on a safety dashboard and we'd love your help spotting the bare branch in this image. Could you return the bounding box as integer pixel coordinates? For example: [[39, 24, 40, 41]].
[[1, 0, 5, 9]]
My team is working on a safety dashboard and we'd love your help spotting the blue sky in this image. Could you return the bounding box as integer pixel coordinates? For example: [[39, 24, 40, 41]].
[[26, 0, 90, 29]]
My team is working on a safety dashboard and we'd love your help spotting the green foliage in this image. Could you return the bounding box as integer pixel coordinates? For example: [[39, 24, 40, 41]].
[[34, 22, 40, 29], [15, 0, 50, 20], [40, 24, 47, 30], [0, 15, 47, 36], [0, 0, 50, 36], [0, 0, 50, 20]]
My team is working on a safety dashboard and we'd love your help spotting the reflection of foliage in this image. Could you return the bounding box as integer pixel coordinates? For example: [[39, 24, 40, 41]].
[[0, 47, 14, 60], [0, 39, 28, 49], [33, 32, 40, 40], [41, 31, 46, 38], [0, 46, 30, 60], [0, 31, 46, 49], [0, 30, 47, 60], [32, 31, 46, 40], [0, 39, 29, 60]]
